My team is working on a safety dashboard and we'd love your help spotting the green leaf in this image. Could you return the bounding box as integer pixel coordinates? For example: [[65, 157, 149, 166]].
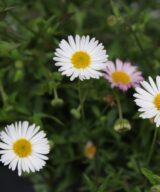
[[0, 41, 19, 56], [110, 0, 120, 17], [84, 174, 96, 192], [141, 168, 160, 185]]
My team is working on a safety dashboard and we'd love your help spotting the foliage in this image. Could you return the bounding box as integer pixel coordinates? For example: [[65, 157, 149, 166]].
[[0, 0, 160, 191]]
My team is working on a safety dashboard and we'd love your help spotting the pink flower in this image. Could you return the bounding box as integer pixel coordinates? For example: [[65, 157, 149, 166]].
[[104, 59, 143, 91]]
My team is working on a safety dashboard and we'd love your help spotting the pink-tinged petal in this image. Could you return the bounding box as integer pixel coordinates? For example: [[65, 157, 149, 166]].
[[115, 59, 123, 70], [122, 63, 131, 71], [103, 59, 143, 92], [106, 61, 116, 73], [123, 63, 137, 74]]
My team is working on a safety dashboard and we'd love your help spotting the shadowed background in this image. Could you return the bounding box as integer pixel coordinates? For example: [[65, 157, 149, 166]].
[[0, 163, 34, 192]]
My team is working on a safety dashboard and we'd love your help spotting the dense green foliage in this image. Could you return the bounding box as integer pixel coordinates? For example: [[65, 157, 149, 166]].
[[0, 0, 160, 191]]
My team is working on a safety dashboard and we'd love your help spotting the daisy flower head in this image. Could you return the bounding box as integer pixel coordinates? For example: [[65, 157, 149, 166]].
[[0, 121, 50, 176], [134, 76, 160, 127], [84, 141, 97, 159], [53, 35, 108, 81], [104, 59, 143, 91]]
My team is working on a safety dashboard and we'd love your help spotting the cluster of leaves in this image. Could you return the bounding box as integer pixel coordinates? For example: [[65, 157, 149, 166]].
[[0, 0, 160, 191]]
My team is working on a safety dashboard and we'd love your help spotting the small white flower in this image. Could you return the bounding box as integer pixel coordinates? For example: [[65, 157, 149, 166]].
[[134, 76, 160, 127], [0, 121, 50, 176], [53, 35, 108, 81]]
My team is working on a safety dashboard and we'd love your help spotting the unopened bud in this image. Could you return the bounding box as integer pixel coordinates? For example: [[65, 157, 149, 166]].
[[15, 60, 23, 69], [114, 118, 131, 132], [70, 108, 81, 119], [14, 69, 24, 82], [107, 15, 117, 26], [51, 98, 64, 107], [151, 185, 160, 192]]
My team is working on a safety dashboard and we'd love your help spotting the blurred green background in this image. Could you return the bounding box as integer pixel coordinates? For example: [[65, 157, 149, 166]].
[[0, 0, 160, 191]]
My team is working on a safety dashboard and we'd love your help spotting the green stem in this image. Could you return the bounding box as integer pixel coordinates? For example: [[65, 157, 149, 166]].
[[54, 156, 82, 165], [115, 95, 123, 119], [78, 81, 85, 121], [131, 30, 144, 55], [147, 127, 159, 164], [94, 153, 99, 189], [53, 88, 58, 99], [0, 83, 8, 106], [129, 27, 148, 63]]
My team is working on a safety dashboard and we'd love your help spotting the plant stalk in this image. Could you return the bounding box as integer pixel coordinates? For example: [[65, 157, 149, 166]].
[[147, 127, 159, 164]]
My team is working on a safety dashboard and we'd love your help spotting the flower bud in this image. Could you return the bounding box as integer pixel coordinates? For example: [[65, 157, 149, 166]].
[[84, 141, 97, 159], [14, 69, 24, 82], [15, 60, 23, 69], [70, 108, 81, 119], [151, 185, 160, 192], [107, 15, 117, 26], [51, 98, 64, 107], [114, 118, 131, 132]]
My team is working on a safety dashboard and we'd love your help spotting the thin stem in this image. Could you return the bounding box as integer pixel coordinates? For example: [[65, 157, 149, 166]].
[[147, 127, 159, 164], [94, 153, 99, 189], [0, 83, 8, 106], [53, 88, 58, 99], [115, 95, 123, 119], [120, 1, 149, 65], [53, 156, 82, 165], [129, 27, 148, 64], [78, 81, 85, 121]]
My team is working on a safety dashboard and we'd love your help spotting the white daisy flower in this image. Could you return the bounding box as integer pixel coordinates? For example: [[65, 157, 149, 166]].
[[0, 121, 50, 176], [53, 35, 108, 81], [134, 76, 160, 127]]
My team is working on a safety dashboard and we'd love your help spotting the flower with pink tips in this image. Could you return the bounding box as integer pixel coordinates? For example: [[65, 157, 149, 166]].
[[104, 59, 143, 91]]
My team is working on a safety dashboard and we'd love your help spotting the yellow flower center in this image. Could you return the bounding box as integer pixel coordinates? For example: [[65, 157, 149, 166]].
[[13, 138, 32, 158], [112, 71, 131, 84], [154, 94, 160, 110], [71, 51, 91, 68], [85, 143, 96, 159]]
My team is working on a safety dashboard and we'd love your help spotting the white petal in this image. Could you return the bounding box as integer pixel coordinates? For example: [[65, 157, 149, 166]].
[[148, 76, 159, 93], [140, 80, 155, 95], [156, 76, 160, 91]]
